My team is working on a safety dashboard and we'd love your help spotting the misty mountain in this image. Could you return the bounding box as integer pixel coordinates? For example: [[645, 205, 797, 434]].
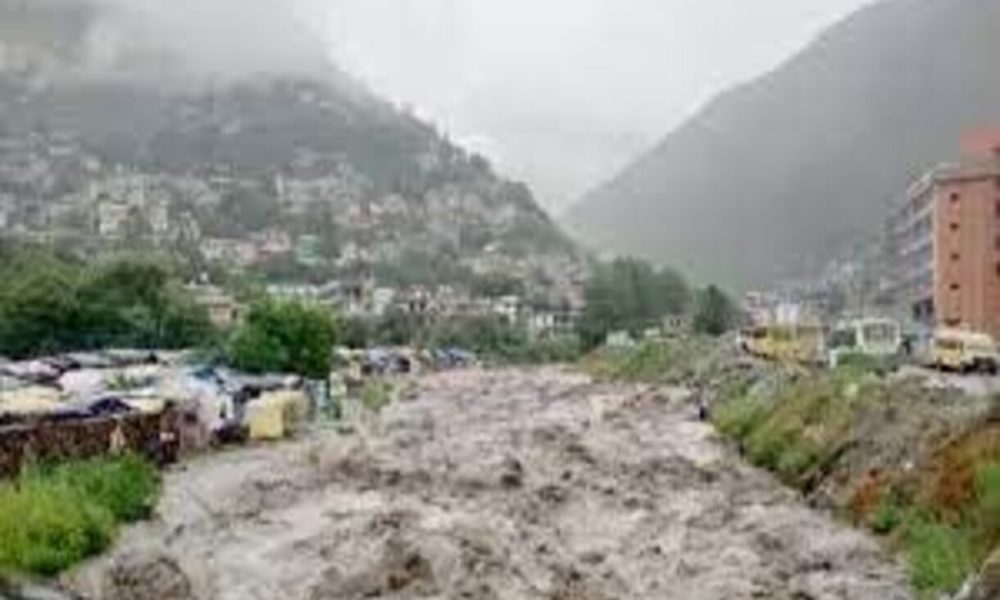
[[0, 1, 578, 297], [566, 0, 1000, 289]]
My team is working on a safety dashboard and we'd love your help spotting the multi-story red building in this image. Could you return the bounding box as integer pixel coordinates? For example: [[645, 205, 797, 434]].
[[884, 131, 1000, 336]]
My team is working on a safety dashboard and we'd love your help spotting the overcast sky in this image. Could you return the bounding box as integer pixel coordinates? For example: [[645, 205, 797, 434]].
[[324, 0, 878, 213]]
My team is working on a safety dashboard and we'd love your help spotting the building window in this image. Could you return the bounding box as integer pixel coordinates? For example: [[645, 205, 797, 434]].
[[951, 252, 961, 262], [996, 263, 1000, 278], [950, 192, 961, 204], [951, 222, 960, 233], [951, 283, 961, 292]]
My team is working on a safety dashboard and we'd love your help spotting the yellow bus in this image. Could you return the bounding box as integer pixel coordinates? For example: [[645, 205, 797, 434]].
[[743, 323, 825, 365]]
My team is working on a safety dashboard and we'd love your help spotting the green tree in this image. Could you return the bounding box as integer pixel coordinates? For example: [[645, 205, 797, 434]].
[[693, 285, 736, 336], [0, 260, 82, 357], [655, 267, 691, 316], [78, 257, 212, 349], [0, 248, 212, 358], [578, 258, 690, 348], [226, 299, 336, 379]]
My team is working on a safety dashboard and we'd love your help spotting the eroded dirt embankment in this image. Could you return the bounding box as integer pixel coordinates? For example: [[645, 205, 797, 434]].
[[64, 369, 910, 600]]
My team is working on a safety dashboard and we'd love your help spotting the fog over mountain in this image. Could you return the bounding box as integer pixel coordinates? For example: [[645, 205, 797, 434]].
[[568, 0, 1000, 288], [0, 0, 333, 85], [324, 0, 875, 211]]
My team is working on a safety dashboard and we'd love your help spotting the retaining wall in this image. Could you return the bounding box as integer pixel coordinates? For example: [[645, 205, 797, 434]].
[[0, 412, 166, 477]]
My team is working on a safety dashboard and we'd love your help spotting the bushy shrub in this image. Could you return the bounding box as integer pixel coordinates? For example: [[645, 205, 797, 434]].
[[226, 298, 336, 379], [52, 455, 161, 522], [0, 456, 160, 577], [870, 491, 906, 535], [693, 285, 736, 337], [904, 514, 975, 595], [0, 480, 112, 576]]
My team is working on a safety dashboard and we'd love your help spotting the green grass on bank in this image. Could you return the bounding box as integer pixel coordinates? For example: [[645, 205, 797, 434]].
[[710, 362, 1000, 597], [583, 338, 710, 384], [713, 366, 885, 484], [0, 455, 160, 577], [892, 463, 1000, 597]]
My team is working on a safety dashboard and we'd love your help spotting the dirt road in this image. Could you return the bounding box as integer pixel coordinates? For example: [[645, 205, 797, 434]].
[[66, 368, 911, 600]]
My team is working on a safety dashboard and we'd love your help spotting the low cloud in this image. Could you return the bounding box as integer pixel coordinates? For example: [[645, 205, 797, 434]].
[[0, 0, 336, 85]]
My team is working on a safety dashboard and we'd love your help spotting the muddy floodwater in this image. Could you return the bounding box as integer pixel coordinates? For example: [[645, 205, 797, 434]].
[[67, 368, 911, 600]]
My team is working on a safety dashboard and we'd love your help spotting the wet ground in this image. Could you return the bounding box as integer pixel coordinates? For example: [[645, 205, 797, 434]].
[[65, 368, 911, 600]]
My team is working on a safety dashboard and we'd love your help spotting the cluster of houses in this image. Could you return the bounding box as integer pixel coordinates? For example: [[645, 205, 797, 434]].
[[0, 349, 318, 476], [184, 273, 586, 342], [0, 134, 587, 326], [0, 339, 485, 478]]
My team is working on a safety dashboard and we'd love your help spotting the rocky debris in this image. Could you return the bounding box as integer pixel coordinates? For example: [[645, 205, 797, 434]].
[[498, 456, 525, 489], [101, 552, 194, 600], [308, 536, 437, 599], [65, 368, 910, 600]]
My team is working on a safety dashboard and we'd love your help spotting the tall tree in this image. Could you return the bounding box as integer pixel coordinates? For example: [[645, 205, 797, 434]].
[[693, 285, 736, 337], [578, 257, 691, 347]]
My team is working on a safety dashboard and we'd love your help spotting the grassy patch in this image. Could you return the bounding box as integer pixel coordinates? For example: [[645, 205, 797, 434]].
[[713, 367, 882, 483], [870, 489, 906, 535], [970, 462, 1000, 547], [583, 338, 709, 384], [0, 455, 160, 577], [904, 513, 975, 597], [710, 361, 1000, 595]]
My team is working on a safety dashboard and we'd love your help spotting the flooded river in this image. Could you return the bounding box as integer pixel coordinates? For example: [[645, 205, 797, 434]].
[[65, 368, 910, 599]]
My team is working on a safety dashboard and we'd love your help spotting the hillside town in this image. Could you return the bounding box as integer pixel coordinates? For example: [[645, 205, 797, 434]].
[[0, 125, 588, 337]]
